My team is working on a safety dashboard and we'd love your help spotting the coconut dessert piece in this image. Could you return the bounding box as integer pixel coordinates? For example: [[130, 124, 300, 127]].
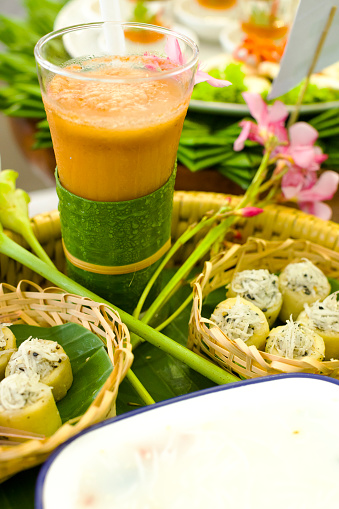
[[0, 373, 62, 437], [211, 296, 269, 350], [265, 319, 325, 361], [0, 326, 16, 380], [298, 291, 339, 360], [227, 269, 283, 326], [6, 337, 73, 401], [278, 259, 331, 322]]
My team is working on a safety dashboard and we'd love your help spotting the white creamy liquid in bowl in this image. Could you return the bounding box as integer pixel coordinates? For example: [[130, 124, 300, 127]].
[[39, 376, 339, 509]]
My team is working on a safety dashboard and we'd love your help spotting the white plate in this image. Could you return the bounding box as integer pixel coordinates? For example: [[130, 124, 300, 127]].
[[189, 97, 339, 116], [36, 374, 339, 509], [190, 53, 339, 116]]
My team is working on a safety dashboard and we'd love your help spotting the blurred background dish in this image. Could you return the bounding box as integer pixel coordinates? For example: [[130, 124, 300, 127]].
[[54, 0, 199, 50], [174, 0, 239, 43]]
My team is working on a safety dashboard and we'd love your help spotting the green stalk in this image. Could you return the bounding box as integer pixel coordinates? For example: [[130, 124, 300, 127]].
[[140, 215, 236, 326], [19, 224, 56, 269], [0, 231, 240, 386], [155, 293, 193, 332], [126, 370, 155, 405], [133, 208, 232, 320]]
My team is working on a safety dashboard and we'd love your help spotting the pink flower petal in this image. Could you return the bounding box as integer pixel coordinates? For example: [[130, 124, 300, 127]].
[[234, 121, 252, 151], [314, 146, 328, 164], [300, 201, 332, 220], [290, 146, 318, 169], [267, 100, 289, 124], [281, 167, 304, 199], [165, 38, 231, 88], [242, 92, 268, 125], [282, 185, 301, 200], [298, 171, 339, 202], [194, 69, 231, 87], [289, 122, 318, 147], [165, 36, 185, 65], [273, 125, 289, 144]]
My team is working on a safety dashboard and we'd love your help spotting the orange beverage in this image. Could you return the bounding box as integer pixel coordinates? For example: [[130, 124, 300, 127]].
[[35, 23, 198, 202], [124, 26, 165, 43], [43, 56, 190, 202], [240, 0, 292, 40], [241, 20, 288, 39], [196, 0, 237, 10]]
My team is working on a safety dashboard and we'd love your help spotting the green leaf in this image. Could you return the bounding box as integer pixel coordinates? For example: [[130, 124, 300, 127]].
[[0, 466, 39, 509], [9, 323, 113, 422], [0, 170, 55, 267], [0, 170, 31, 234]]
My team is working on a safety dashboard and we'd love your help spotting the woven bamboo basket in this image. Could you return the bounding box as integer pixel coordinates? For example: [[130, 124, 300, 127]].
[[3, 192, 339, 288], [0, 280, 133, 482], [188, 237, 339, 379]]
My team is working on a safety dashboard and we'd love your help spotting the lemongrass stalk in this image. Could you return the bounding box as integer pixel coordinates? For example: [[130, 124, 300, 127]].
[[140, 215, 236, 326], [126, 370, 155, 405], [155, 293, 193, 332], [133, 206, 232, 320], [0, 230, 240, 386]]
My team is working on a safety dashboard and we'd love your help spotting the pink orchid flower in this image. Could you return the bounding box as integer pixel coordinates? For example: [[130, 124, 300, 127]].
[[165, 37, 231, 88], [282, 170, 339, 220], [281, 166, 317, 200], [286, 122, 328, 171], [234, 93, 289, 151]]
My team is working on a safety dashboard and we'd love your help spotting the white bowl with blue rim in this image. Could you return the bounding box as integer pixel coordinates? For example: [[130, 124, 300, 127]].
[[36, 374, 339, 508]]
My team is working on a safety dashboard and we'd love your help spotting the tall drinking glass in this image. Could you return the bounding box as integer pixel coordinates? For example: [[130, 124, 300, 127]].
[[35, 22, 198, 313]]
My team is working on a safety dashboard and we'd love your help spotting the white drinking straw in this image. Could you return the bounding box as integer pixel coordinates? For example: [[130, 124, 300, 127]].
[[99, 0, 126, 54]]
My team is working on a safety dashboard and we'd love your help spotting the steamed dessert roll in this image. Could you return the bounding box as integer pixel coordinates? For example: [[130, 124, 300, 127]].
[[6, 337, 73, 401], [298, 291, 339, 360], [0, 325, 16, 380], [227, 269, 283, 326], [278, 259, 331, 322], [0, 373, 62, 436], [265, 319, 325, 361], [211, 296, 269, 350]]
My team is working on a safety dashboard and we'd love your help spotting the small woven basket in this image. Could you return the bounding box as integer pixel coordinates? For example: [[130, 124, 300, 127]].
[[0, 280, 133, 482], [188, 237, 339, 380]]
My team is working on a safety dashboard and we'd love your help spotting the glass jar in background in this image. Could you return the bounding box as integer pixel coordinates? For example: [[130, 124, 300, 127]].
[[121, 0, 174, 42], [240, 0, 295, 40], [195, 0, 237, 10]]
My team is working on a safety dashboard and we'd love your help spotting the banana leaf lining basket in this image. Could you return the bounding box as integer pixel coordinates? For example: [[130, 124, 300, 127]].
[[188, 237, 339, 379], [0, 280, 133, 482]]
